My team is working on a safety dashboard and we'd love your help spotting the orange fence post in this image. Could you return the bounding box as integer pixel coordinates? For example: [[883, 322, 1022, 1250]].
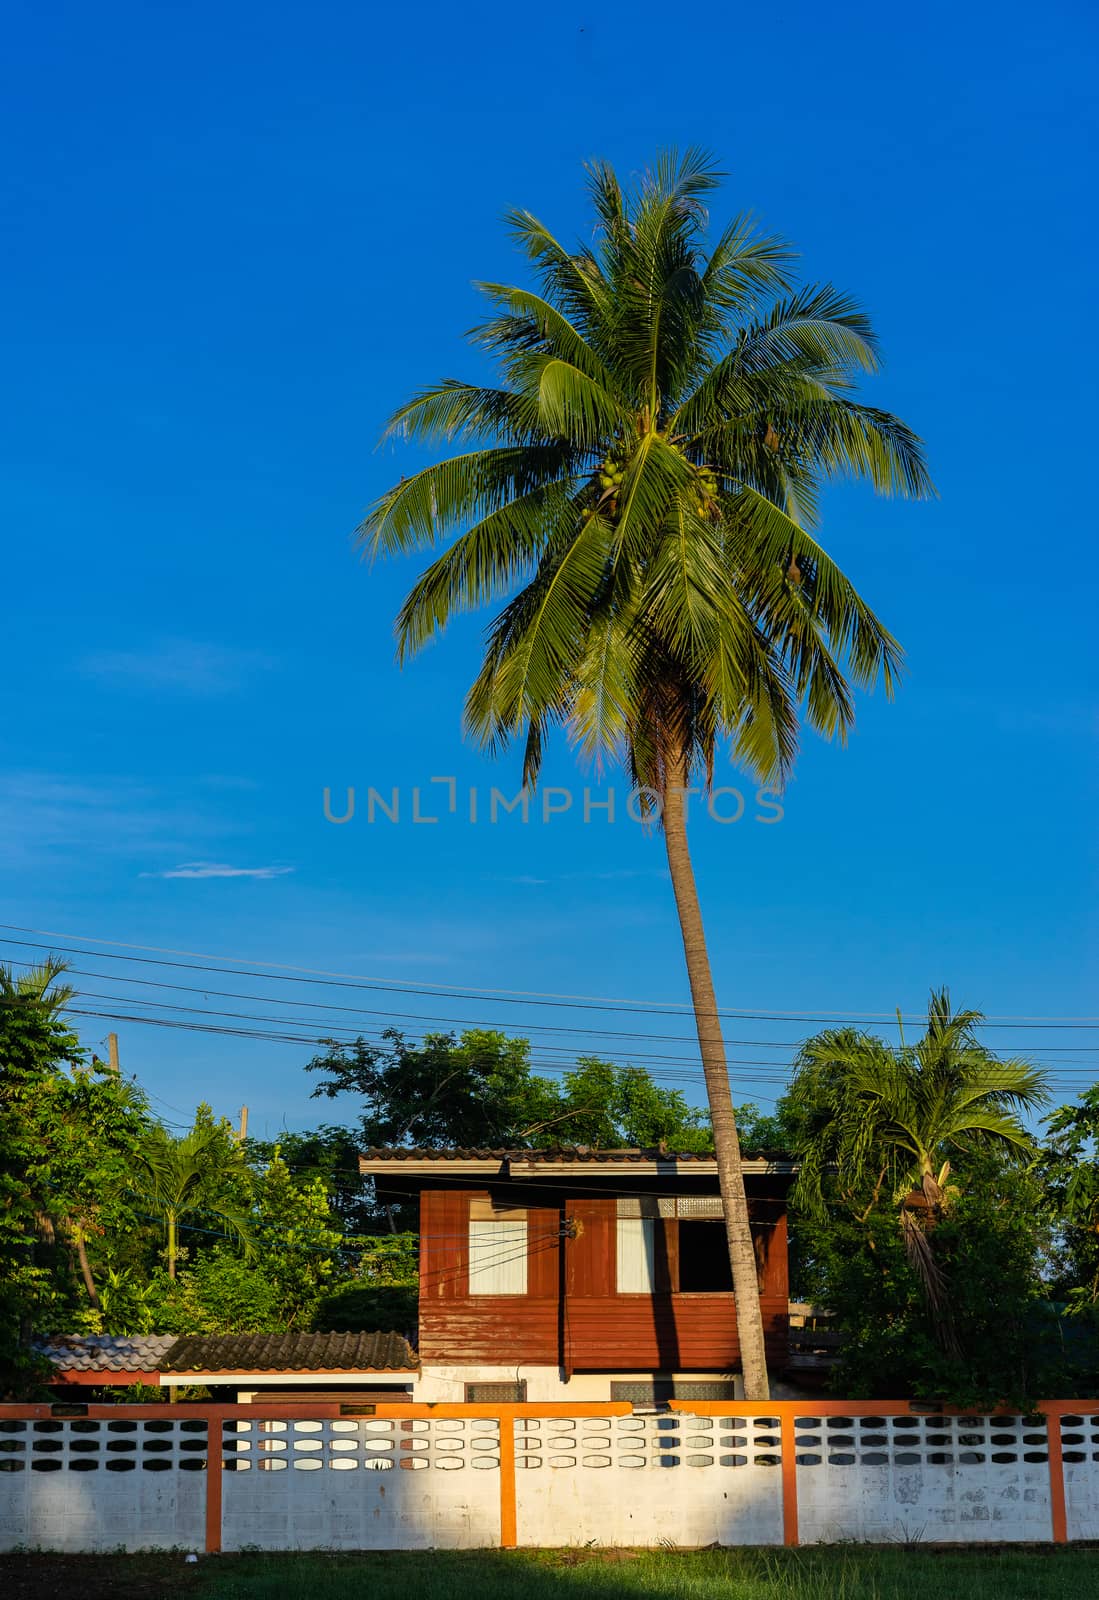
[[1043, 1406, 1068, 1544], [779, 1410, 799, 1547], [498, 1407, 517, 1549], [205, 1417, 223, 1555]]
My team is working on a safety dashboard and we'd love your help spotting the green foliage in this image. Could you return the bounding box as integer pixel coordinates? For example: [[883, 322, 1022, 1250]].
[[801, 1156, 1060, 1405], [150, 1254, 281, 1335], [246, 1124, 373, 1234], [308, 1028, 560, 1151], [128, 1113, 256, 1279], [551, 1058, 711, 1150], [307, 1027, 713, 1158], [249, 1154, 343, 1325], [786, 988, 1047, 1218], [783, 994, 1060, 1401], [1037, 1086, 1099, 1304], [0, 959, 149, 1389], [347, 1234, 419, 1286], [147, 1146, 345, 1334]]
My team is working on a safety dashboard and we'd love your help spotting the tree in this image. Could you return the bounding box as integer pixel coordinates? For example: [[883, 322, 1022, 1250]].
[[246, 1124, 377, 1235], [786, 988, 1047, 1350], [1037, 1087, 1099, 1303], [249, 1151, 343, 1326], [0, 959, 149, 1386], [128, 1116, 254, 1279], [308, 1028, 558, 1156], [800, 1153, 1058, 1406], [358, 151, 933, 1396], [553, 1057, 711, 1150], [306, 1028, 714, 1158], [150, 1148, 345, 1334]]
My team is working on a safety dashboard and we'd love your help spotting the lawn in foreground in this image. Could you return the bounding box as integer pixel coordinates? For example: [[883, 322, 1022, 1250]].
[[5, 1546, 1096, 1600]]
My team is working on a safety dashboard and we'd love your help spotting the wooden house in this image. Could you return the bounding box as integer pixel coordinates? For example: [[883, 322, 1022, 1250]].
[[358, 1147, 795, 1404]]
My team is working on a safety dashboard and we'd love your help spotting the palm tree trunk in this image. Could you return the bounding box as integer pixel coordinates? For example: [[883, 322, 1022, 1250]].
[[168, 1213, 178, 1280], [662, 754, 771, 1401]]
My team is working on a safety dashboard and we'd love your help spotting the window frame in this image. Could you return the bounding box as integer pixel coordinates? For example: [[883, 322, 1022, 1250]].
[[467, 1198, 529, 1297], [614, 1197, 765, 1295]]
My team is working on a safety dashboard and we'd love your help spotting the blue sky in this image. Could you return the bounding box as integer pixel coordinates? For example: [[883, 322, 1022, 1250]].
[[2, 0, 1096, 1138]]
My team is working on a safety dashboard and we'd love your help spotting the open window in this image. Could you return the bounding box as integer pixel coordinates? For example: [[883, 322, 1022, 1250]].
[[615, 1197, 756, 1293], [468, 1198, 528, 1295], [677, 1220, 734, 1292]]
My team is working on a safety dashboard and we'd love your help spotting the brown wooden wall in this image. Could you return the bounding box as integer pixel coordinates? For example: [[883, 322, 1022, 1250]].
[[418, 1187, 561, 1365], [416, 1185, 789, 1373]]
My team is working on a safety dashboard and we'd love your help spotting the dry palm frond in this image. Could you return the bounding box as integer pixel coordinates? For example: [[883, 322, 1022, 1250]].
[[901, 1206, 959, 1358]]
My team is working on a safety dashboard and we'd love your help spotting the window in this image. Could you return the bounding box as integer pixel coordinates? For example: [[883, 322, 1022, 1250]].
[[464, 1381, 527, 1403], [615, 1197, 748, 1294], [677, 1221, 734, 1293], [468, 1199, 527, 1294], [616, 1216, 656, 1293], [610, 1380, 740, 1403]]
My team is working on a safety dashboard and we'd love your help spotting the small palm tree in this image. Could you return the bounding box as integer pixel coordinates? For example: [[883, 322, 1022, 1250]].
[[788, 988, 1048, 1344], [130, 1123, 254, 1279], [0, 955, 75, 1015], [358, 151, 933, 1398]]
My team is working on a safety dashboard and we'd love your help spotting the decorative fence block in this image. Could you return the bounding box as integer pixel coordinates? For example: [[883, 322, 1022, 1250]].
[[1, 1401, 1097, 1553], [0, 1416, 207, 1552], [794, 1412, 1053, 1543], [1061, 1413, 1099, 1540], [220, 1416, 501, 1550], [512, 1412, 785, 1546]]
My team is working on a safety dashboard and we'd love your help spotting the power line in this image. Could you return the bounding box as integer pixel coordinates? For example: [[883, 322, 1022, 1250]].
[[2, 926, 1094, 1027], [5, 957, 1098, 1055], [48, 1004, 1099, 1089]]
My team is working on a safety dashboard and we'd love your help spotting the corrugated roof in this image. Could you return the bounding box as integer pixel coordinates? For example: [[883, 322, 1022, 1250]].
[[38, 1334, 178, 1373], [162, 1331, 418, 1374], [361, 1146, 787, 1163]]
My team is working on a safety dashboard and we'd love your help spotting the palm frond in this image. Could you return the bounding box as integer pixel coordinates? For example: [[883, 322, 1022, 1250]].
[[358, 445, 573, 558]]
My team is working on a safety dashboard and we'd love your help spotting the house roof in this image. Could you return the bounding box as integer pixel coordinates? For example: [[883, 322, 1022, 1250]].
[[38, 1334, 177, 1374], [161, 1331, 418, 1376], [360, 1146, 796, 1177]]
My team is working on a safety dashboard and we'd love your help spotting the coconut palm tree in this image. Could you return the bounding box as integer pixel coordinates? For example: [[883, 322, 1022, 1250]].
[[786, 989, 1048, 1346], [130, 1123, 254, 1280], [357, 150, 933, 1398]]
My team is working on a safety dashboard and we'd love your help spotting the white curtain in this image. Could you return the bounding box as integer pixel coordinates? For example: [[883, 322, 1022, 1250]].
[[468, 1215, 528, 1294], [616, 1217, 656, 1293]]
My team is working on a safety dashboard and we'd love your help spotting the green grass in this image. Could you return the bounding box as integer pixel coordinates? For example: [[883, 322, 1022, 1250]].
[[7, 1547, 1095, 1600], [192, 1547, 1096, 1600]]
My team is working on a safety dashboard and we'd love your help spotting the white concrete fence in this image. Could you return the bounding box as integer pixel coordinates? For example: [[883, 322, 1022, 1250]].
[[3, 1399, 1099, 1552]]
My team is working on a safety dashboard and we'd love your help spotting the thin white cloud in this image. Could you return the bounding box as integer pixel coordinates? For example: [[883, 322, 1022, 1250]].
[[141, 862, 293, 881], [80, 639, 274, 695], [0, 772, 244, 873]]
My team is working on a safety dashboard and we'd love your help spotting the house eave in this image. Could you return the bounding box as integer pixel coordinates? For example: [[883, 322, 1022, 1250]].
[[159, 1369, 417, 1387], [359, 1154, 797, 1179], [506, 1156, 796, 1178]]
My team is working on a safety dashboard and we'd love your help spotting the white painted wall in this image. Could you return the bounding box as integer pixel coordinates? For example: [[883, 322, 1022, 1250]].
[[220, 1416, 501, 1551], [513, 1412, 784, 1547], [795, 1414, 1054, 1543], [1061, 1413, 1099, 1539], [3, 1407, 1093, 1552], [0, 1417, 207, 1553], [413, 1365, 744, 1402]]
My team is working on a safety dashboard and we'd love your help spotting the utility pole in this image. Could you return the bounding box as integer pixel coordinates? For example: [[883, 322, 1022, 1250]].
[[238, 1105, 249, 1143], [107, 1033, 120, 1073]]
